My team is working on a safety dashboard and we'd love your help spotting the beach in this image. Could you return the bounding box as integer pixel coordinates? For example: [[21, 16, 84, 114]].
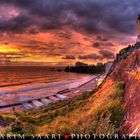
[[0, 66, 103, 112]]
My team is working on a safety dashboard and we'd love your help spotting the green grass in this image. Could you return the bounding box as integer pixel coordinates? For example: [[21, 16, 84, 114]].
[[120, 48, 127, 54], [11, 120, 23, 134], [99, 81, 125, 128], [85, 81, 125, 134], [108, 101, 125, 125]]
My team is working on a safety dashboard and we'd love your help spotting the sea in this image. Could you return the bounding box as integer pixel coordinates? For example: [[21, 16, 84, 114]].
[[0, 66, 95, 106]]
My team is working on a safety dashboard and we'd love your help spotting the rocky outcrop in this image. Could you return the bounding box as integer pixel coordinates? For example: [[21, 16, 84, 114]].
[[106, 42, 140, 76]]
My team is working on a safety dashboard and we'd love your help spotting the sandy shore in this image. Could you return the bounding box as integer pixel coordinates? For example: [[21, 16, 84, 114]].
[[0, 74, 104, 112]]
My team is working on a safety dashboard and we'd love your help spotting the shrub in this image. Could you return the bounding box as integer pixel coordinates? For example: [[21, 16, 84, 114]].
[[120, 48, 127, 54], [19, 115, 35, 124], [118, 89, 124, 97], [11, 120, 23, 134], [95, 111, 116, 135], [116, 81, 125, 97], [116, 81, 125, 90], [22, 123, 35, 135], [108, 101, 125, 125], [75, 110, 116, 135]]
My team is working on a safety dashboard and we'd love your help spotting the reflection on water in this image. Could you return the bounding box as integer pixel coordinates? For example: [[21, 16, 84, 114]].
[[0, 66, 95, 105]]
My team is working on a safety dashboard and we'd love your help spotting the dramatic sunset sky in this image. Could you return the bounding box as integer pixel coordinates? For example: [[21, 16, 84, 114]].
[[0, 0, 139, 66]]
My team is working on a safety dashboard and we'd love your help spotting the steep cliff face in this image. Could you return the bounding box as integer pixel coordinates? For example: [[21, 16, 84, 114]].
[[108, 49, 140, 135]]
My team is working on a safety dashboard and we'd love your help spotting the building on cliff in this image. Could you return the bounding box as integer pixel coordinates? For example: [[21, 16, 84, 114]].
[[105, 61, 113, 74]]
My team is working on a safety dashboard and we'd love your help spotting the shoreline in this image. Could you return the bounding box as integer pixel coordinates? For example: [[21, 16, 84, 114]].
[[0, 74, 103, 112]]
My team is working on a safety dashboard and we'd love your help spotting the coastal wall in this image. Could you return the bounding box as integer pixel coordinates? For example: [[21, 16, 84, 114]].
[[97, 42, 140, 135]]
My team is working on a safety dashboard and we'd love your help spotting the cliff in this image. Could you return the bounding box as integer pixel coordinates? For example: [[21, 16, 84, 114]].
[[110, 49, 140, 135], [99, 42, 140, 135]]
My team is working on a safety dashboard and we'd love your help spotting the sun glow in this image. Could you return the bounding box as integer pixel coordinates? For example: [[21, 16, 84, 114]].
[[0, 44, 20, 53]]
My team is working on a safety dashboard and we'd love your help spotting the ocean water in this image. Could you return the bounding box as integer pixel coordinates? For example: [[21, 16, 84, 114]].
[[0, 66, 95, 106]]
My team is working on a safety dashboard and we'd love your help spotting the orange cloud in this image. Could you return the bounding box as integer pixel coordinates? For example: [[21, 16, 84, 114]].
[[0, 28, 132, 66], [0, 44, 20, 53]]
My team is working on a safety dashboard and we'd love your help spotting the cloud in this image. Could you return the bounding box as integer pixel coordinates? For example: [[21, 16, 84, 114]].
[[96, 36, 108, 42], [93, 42, 100, 48], [0, 4, 20, 21], [79, 49, 115, 60], [0, 0, 139, 65], [99, 50, 115, 59], [79, 54, 102, 60], [0, 0, 139, 36], [0, 52, 25, 60], [62, 55, 76, 59], [0, 15, 34, 34], [93, 41, 114, 48]]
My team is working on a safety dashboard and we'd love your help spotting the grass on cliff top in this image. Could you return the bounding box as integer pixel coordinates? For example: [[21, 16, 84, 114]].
[[73, 80, 125, 135], [0, 81, 125, 135]]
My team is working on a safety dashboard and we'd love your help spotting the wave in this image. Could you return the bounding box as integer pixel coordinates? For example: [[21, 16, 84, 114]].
[[0, 82, 33, 88]]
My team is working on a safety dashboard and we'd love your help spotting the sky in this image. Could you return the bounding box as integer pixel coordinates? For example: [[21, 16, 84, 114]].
[[0, 0, 139, 66]]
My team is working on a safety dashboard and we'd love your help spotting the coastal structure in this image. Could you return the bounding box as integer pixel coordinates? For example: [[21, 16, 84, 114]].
[[105, 62, 113, 74]]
